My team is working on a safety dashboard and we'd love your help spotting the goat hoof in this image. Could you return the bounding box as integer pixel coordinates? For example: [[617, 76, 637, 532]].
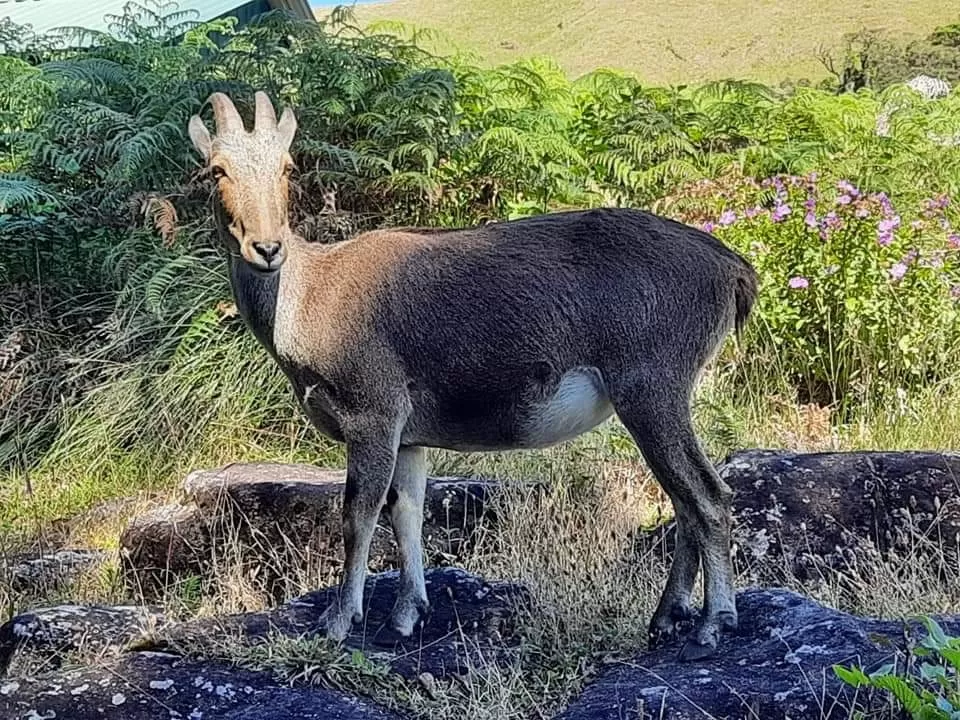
[[648, 602, 695, 648], [321, 605, 360, 643], [718, 609, 738, 632], [678, 615, 730, 662], [678, 635, 718, 662], [389, 597, 430, 637]]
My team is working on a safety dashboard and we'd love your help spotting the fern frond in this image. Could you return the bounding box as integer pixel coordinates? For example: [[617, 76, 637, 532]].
[[0, 173, 58, 211]]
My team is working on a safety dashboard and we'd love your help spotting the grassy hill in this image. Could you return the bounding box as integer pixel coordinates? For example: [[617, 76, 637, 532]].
[[335, 0, 953, 84]]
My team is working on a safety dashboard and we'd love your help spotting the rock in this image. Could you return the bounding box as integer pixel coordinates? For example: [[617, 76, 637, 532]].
[[907, 74, 951, 99], [641, 450, 960, 593], [120, 504, 209, 598], [121, 462, 504, 601], [557, 588, 960, 720], [0, 650, 405, 719], [148, 567, 526, 680], [2, 549, 108, 594], [0, 603, 166, 677]]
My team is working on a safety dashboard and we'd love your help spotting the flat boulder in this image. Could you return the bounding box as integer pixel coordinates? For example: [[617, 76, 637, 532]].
[[148, 567, 527, 680], [558, 588, 960, 720], [0, 650, 405, 720], [0, 603, 166, 676], [121, 463, 505, 601]]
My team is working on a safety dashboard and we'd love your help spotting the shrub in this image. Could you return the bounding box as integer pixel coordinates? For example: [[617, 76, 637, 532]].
[[4, 0, 960, 490], [930, 21, 960, 49], [821, 29, 960, 92], [666, 172, 960, 410]]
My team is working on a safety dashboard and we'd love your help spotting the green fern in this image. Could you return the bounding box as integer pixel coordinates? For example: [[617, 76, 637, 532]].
[[0, 173, 58, 211]]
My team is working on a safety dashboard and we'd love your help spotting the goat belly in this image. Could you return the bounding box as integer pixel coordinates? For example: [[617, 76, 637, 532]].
[[404, 364, 612, 452], [516, 365, 613, 448]]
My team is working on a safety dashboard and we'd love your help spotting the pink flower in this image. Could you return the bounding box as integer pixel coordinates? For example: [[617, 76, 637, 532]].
[[837, 194, 853, 205], [877, 230, 894, 247], [804, 211, 818, 229], [889, 263, 908, 281], [878, 216, 901, 233], [772, 204, 791, 222], [949, 234, 960, 249], [788, 276, 809, 289], [745, 206, 762, 218], [718, 210, 737, 227], [702, 221, 715, 233], [952, 285, 960, 299], [837, 180, 860, 197]]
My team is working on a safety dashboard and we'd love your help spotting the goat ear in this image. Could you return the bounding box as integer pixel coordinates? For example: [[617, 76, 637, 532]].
[[277, 106, 298, 150], [188, 115, 212, 160]]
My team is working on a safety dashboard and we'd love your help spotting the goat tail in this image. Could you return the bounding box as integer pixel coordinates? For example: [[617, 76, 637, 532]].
[[733, 265, 759, 338]]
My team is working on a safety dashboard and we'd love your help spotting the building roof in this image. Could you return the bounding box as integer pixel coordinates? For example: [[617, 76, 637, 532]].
[[0, 0, 314, 38]]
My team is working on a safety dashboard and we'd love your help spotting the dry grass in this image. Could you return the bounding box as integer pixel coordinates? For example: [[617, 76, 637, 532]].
[[341, 0, 953, 84], [119, 433, 960, 719], [4, 428, 958, 717], [6, 374, 960, 716], [146, 454, 667, 719]]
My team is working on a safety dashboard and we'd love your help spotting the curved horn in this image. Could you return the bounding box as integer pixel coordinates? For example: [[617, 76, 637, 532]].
[[208, 92, 244, 135], [254, 91, 277, 131]]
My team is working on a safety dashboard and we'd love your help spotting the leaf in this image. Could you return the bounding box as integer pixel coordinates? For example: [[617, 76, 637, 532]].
[[870, 663, 895, 679], [871, 674, 923, 714], [920, 617, 951, 651], [0, 174, 59, 211], [936, 696, 955, 712], [920, 663, 948, 682], [834, 664, 870, 688], [938, 648, 960, 670]]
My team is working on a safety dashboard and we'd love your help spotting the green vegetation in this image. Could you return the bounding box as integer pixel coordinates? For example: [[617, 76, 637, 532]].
[[4, 2, 960, 716], [348, 0, 958, 85], [3, 0, 960, 545], [835, 617, 960, 719]]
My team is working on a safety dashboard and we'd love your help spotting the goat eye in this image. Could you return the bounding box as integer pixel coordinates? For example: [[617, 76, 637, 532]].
[[210, 166, 226, 180], [283, 163, 295, 177]]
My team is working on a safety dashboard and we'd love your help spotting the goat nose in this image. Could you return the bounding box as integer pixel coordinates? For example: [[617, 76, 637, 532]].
[[253, 242, 281, 263]]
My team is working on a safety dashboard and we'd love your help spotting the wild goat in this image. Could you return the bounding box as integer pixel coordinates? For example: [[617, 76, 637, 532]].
[[188, 91, 759, 660]]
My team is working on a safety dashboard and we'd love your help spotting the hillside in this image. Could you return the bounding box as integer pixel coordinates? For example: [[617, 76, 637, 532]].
[[337, 0, 952, 84]]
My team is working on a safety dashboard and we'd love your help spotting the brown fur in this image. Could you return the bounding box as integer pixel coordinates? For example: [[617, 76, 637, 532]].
[[275, 230, 440, 367], [188, 91, 759, 660]]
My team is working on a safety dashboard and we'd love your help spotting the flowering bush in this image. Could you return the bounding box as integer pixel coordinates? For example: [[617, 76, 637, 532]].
[[669, 173, 960, 409]]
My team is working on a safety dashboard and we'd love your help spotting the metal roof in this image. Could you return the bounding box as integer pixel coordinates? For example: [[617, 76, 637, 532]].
[[0, 0, 314, 38]]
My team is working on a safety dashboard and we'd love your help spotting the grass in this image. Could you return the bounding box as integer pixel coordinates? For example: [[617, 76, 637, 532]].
[[6, 407, 957, 718], [340, 0, 953, 85]]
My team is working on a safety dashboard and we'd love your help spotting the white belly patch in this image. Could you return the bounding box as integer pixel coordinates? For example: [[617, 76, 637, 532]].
[[521, 366, 613, 448]]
